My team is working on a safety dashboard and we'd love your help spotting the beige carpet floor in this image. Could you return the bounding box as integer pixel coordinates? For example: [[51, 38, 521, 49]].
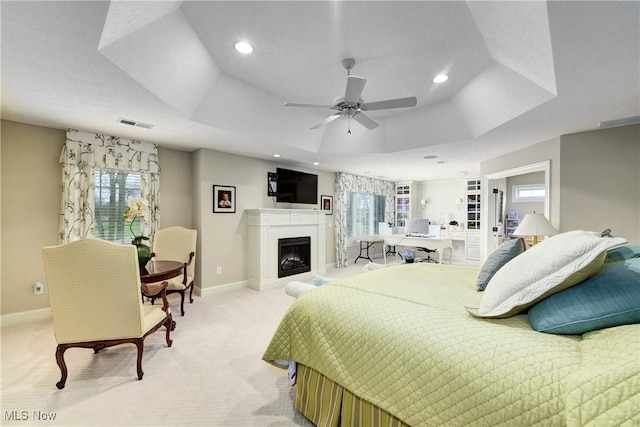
[[0, 261, 381, 427]]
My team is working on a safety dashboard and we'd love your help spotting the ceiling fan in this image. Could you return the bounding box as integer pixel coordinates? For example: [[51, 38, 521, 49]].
[[284, 58, 418, 133]]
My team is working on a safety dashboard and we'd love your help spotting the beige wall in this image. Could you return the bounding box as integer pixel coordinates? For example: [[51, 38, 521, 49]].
[[0, 120, 194, 315], [1, 121, 65, 316], [481, 125, 640, 245], [505, 171, 546, 221], [157, 147, 192, 229], [559, 124, 640, 243], [192, 148, 336, 292], [481, 136, 561, 228]]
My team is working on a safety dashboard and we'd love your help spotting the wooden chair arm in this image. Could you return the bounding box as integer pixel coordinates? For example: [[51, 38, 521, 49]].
[[186, 252, 195, 266], [181, 252, 195, 285], [141, 281, 170, 313]]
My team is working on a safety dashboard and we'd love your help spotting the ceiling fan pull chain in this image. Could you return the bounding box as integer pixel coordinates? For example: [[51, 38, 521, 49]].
[[348, 115, 351, 134]]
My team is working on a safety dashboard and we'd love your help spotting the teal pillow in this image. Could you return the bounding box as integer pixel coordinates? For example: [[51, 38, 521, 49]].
[[476, 237, 526, 291], [528, 257, 640, 334], [605, 244, 640, 263]]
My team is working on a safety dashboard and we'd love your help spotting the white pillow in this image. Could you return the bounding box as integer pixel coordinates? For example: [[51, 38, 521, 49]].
[[466, 230, 627, 318], [285, 281, 317, 298]]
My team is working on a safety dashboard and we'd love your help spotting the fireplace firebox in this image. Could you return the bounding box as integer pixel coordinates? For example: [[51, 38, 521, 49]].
[[278, 236, 311, 278]]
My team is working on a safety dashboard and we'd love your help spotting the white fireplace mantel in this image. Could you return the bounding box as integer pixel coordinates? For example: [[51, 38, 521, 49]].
[[246, 209, 326, 291]]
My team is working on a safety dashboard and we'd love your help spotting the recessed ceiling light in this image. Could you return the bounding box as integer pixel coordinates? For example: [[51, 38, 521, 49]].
[[433, 74, 449, 84], [273, 154, 280, 158], [234, 41, 253, 54], [313, 162, 319, 166], [423, 155, 438, 160]]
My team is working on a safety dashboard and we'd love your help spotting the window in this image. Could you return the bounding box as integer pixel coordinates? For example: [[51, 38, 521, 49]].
[[94, 169, 142, 242], [346, 192, 386, 239], [512, 183, 546, 203]]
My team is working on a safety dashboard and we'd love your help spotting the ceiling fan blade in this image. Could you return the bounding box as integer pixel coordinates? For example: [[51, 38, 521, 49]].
[[353, 111, 379, 130], [311, 113, 341, 130], [284, 102, 331, 109], [344, 75, 366, 104], [361, 96, 417, 111]]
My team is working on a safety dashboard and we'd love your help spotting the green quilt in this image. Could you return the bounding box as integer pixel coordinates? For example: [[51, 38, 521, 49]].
[[263, 263, 639, 426]]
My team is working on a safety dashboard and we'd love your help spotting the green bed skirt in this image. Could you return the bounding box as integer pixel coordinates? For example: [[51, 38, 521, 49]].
[[295, 364, 408, 427]]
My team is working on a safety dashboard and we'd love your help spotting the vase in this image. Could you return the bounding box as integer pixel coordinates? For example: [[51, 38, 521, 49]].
[[134, 242, 152, 271]]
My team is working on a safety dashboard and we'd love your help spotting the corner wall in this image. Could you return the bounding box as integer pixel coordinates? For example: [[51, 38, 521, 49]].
[[0, 120, 194, 316], [192, 148, 337, 294], [559, 124, 639, 243], [1, 121, 65, 316], [481, 136, 561, 227], [481, 124, 640, 249]]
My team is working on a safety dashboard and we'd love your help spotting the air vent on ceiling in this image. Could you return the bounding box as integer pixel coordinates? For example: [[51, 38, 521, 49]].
[[598, 115, 640, 129], [118, 118, 154, 129]]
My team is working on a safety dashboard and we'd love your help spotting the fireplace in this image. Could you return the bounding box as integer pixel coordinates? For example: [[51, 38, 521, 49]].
[[246, 209, 326, 291], [278, 236, 311, 278]]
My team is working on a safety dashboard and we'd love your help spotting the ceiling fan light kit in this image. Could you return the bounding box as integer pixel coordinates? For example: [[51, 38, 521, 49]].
[[284, 58, 418, 133]]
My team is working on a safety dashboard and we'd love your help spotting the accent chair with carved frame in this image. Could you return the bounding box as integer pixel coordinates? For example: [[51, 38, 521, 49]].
[[149, 226, 197, 316], [42, 239, 173, 389]]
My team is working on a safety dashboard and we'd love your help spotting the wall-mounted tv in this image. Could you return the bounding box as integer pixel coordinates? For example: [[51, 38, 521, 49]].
[[276, 167, 318, 204]]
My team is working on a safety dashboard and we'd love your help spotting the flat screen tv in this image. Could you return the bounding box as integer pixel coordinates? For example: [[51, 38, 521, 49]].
[[276, 168, 318, 204]]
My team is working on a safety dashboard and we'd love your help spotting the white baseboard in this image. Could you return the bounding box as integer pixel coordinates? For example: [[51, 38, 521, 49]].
[[197, 280, 248, 298], [1, 308, 51, 328]]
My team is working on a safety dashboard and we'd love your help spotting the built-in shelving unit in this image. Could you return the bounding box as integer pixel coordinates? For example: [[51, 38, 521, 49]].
[[465, 179, 481, 261], [395, 183, 412, 228], [466, 179, 481, 231], [505, 212, 519, 237]]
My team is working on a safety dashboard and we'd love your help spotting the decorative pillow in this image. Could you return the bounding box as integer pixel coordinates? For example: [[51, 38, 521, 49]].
[[605, 244, 640, 263], [362, 262, 389, 272], [285, 281, 317, 298], [476, 237, 526, 291], [312, 275, 336, 286], [528, 257, 640, 334], [466, 230, 628, 319]]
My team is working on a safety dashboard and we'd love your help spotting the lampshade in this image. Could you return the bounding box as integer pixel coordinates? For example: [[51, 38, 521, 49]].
[[512, 213, 557, 245]]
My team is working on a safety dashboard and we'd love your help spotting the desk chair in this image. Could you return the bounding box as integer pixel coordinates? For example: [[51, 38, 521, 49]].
[[42, 239, 173, 389], [418, 247, 438, 263]]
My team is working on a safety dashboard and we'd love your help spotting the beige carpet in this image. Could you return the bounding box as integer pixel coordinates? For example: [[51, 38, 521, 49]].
[[1, 281, 325, 426], [0, 259, 420, 426]]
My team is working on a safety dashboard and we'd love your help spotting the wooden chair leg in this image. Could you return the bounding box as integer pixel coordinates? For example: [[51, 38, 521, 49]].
[[179, 291, 186, 316], [165, 314, 174, 346], [135, 339, 144, 380], [189, 284, 194, 304], [55, 345, 69, 389]]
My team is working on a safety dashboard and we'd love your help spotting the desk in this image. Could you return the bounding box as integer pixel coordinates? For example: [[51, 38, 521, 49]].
[[383, 235, 453, 264], [355, 236, 385, 263]]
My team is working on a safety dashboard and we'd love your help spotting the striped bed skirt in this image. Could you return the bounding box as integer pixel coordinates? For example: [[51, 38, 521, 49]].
[[295, 363, 409, 427]]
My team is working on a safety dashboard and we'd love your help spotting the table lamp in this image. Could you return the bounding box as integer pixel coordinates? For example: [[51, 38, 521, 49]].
[[512, 213, 558, 245]]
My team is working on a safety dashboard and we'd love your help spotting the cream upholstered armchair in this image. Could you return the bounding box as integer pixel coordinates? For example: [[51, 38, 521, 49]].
[[149, 226, 197, 316], [42, 239, 173, 389]]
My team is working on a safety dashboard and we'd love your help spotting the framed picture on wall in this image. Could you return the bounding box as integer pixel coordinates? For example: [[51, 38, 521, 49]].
[[267, 172, 277, 196], [321, 195, 333, 215], [213, 185, 236, 213]]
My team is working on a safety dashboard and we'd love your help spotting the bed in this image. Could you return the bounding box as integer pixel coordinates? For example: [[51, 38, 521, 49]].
[[263, 231, 640, 426]]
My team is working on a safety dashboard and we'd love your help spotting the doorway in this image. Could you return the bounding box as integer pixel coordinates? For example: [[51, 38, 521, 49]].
[[483, 160, 550, 258]]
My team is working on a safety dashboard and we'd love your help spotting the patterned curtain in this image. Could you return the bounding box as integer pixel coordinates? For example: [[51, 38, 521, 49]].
[[334, 173, 395, 268], [60, 129, 160, 243]]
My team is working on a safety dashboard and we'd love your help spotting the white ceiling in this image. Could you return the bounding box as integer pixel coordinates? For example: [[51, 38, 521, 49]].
[[2, 1, 638, 181]]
